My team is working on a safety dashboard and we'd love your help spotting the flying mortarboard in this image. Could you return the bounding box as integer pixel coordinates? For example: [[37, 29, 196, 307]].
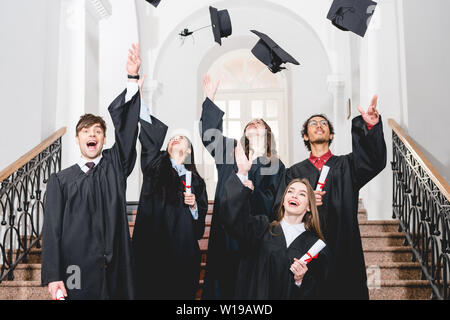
[[209, 6, 232, 45], [327, 0, 377, 37], [250, 30, 300, 73], [145, 0, 161, 8], [179, 6, 232, 46]]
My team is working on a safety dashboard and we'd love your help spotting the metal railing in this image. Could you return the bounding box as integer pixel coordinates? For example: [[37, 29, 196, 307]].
[[389, 119, 450, 300], [0, 128, 66, 282]]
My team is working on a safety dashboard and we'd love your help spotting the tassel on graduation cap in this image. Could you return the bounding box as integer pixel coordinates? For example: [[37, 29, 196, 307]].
[[179, 6, 232, 46]]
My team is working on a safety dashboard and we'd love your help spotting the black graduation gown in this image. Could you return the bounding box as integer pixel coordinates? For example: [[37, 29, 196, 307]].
[[219, 173, 329, 299], [41, 89, 139, 299], [199, 97, 286, 299], [272, 115, 387, 299], [132, 116, 208, 300]]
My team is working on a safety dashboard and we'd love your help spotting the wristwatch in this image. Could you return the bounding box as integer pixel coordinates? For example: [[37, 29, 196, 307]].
[[127, 74, 140, 80]]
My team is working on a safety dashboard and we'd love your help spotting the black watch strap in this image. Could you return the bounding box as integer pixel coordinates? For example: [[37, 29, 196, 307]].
[[127, 74, 140, 80]]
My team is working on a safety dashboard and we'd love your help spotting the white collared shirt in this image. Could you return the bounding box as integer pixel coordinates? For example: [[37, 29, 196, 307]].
[[77, 154, 103, 173], [280, 219, 306, 248]]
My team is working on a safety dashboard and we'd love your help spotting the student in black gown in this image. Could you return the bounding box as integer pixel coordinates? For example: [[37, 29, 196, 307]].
[[132, 100, 208, 299], [41, 43, 143, 300], [218, 142, 329, 299], [199, 75, 286, 299], [272, 95, 387, 299]]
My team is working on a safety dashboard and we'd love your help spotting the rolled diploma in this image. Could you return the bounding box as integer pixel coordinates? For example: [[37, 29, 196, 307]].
[[185, 170, 192, 194], [56, 289, 65, 300], [315, 165, 330, 191], [299, 239, 326, 264]]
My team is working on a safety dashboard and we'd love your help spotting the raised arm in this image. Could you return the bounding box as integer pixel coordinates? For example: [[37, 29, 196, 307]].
[[199, 74, 236, 168], [107, 43, 143, 177], [139, 116, 168, 175], [351, 94, 387, 190]]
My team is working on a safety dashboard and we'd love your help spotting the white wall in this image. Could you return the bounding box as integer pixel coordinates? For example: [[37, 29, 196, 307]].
[[99, 0, 140, 200], [0, 0, 60, 170], [401, 0, 450, 183]]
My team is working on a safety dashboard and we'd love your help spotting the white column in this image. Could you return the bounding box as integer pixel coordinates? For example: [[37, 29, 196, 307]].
[[55, 0, 111, 169], [327, 75, 347, 155]]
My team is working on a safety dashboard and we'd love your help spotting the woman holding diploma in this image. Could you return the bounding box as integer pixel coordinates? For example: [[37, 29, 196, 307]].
[[218, 143, 329, 299], [132, 87, 208, 299]]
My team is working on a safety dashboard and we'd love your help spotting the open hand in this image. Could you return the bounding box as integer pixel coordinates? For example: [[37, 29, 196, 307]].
[[357, 95, 379, 127], [235, 142, 252, 176], [203, 74, 220, 101], [127, 43, 141, 76]]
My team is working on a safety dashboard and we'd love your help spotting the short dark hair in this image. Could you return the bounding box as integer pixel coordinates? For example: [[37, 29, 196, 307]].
[[301, 114, 334, 151], [76, 114, 107, 137]]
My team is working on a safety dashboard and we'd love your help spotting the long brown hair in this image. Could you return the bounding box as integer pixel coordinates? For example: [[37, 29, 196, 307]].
[[269, 178, 324, 240], [242, 119, 278, 159]]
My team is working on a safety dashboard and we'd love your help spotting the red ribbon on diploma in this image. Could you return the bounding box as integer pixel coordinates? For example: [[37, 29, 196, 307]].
[[182, 180, 191, 192], [304, 252, 319, 264], [317, 179, 327, 191]]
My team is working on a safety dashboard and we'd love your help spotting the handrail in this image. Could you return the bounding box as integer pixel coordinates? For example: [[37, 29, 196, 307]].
[[1, 127, 66, 283], [0, 127, 67, 183], [388, 119, 449, 201], [389, 118, 450, 300]]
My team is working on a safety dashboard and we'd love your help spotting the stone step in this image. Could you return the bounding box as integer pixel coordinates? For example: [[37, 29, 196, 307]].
[[203, 226, 210, 239], [4, 248, 42, 265], [359, 220, 399, 233], [0, 281, 50, 300], [364, 246, 413, 264], [368, 280, 431, 300], [361, 232, 405, 249], [358, 209, 367, 221], [2, 264, 42, 282], [366, 262, 422, 280]]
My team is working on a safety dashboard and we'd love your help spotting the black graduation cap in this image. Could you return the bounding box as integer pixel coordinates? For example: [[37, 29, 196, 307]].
[[179, 6, 232, 46], [327, 0, 377, 37], [145, 0, 161, 8], [209, 6, 232, 45], [250, 30, 300, 73]]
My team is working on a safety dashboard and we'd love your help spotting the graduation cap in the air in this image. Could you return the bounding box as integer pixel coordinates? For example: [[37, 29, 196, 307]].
[[179, 6, 232, 46], [209, 6, 232, 45], [327, 0, 377, 37], [250, 30, 300, 73], [145, 0, 161, 7]]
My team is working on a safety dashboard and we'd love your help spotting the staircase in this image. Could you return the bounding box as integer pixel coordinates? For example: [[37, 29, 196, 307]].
[[0, 200, 431, 300], [358, 200, 431, 300]]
